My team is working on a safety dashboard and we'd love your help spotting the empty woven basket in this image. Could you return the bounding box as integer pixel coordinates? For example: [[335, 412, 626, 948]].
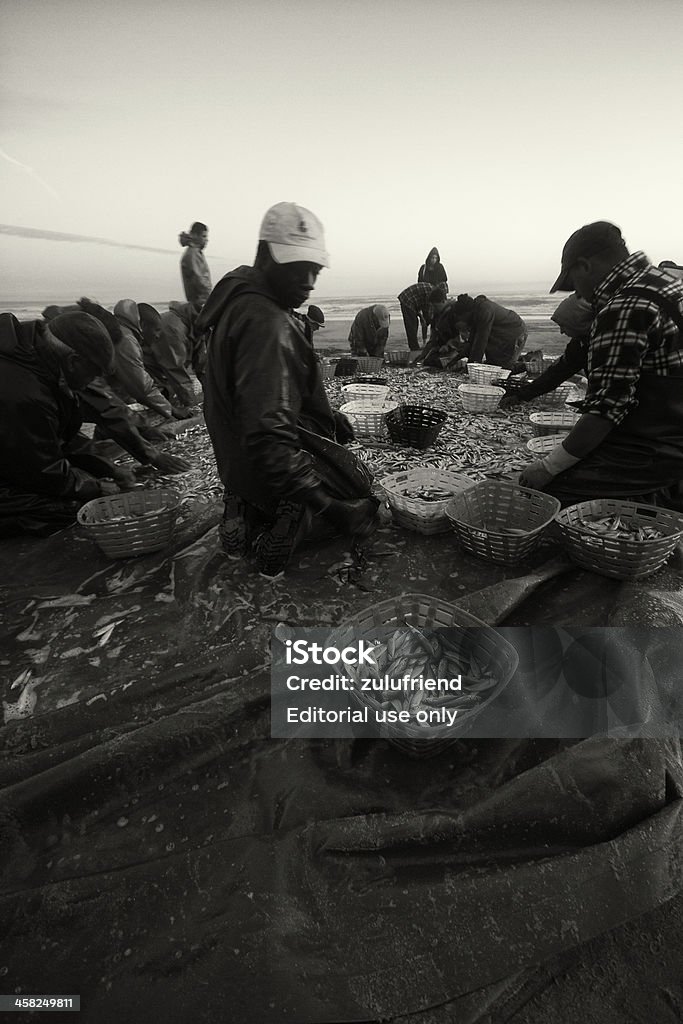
[[77, 489, 179, 558]]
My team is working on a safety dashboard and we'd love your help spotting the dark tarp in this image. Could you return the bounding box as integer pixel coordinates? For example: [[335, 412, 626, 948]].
[[1, 504, 682, 1023]]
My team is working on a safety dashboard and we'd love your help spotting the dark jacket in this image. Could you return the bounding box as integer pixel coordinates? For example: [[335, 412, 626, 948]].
[[0, 314, 112, 503], [465, 297, 527, 367], [418, 247, 448, 290], [180, 242, 212, 307], [200, 266, 337, 510]]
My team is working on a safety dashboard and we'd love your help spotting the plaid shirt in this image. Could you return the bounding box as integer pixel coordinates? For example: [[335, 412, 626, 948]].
[[398, 283, 436, 316], [581, 251, 683, 425]]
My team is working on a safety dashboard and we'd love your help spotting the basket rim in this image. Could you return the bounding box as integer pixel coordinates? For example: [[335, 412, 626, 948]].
[[77, 488, 180, 525], [458, 383, 505, 395], [445, 480, 561, 536], [379, 467, 476, 499], [556, 499, 683, 541]]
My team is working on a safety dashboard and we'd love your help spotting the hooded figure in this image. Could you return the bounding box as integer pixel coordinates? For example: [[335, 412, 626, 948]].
[[179, 222, 212, 309], [110, 300, 175, 419], [418, 247, 448, 290], [0, 312, 125, 535]]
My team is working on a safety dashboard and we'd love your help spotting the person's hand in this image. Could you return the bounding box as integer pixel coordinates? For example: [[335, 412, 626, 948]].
[[99, 480, 121, 496], [333, 410, 355, 444], [171, 405, 200, 420], [150, 451, 192, 474], [519, 460, 554, 491], [111, 467, 138, 489], [324, 497, 379, 537], [499, 393, 523, 411]]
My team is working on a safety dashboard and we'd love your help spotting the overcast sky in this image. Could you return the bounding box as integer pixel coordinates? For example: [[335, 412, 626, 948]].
[[1, 0, 682, 302]]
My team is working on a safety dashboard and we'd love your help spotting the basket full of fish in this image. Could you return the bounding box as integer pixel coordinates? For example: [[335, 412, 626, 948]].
[[327, 594, 519, 758], [384, 350, 413, 366], [445, 480, 561, 565], [379, 467, 476, 535], [556, 499, 683, 579], [77, 488, 179, 558]]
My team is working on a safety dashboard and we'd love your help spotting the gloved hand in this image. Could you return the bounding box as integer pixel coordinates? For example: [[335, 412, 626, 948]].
[[499, 393, 524, 411], [111, 467, 138, 489], [149, 451, 192, 474], [333, 410, 355, 444], [172, 406, 200, 420]]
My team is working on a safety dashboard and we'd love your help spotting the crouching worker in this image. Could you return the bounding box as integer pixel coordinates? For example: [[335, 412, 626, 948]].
[[198, 201, 380, 579], [0, 312, 134, 536]]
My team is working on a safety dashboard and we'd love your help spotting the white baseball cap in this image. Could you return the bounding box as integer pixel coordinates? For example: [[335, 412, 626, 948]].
[[259, 202, 330, 267]]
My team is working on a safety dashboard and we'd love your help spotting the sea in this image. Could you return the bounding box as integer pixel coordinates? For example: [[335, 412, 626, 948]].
[[1, 292, 560, 328]]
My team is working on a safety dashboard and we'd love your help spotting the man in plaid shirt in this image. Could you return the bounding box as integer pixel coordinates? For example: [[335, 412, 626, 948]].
[[398, 282, 447, 351], [520, 221, 683, 506]]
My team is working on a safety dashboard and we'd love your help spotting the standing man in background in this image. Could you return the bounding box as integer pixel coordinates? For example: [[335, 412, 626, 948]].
[[397, 282, 447, 351], [179, 221, 212, 309]]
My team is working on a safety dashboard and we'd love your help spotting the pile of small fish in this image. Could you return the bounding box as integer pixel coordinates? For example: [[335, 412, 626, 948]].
[[344, 623, 499, 722], [401, 487, 457, 502], [576, 515, 664, 542]]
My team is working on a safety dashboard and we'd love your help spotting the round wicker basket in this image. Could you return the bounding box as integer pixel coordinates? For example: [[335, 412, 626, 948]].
[[458, 384, 505, 413], [525, 433, 569, 455], [379, 468, 476, 535], [445, 480, 560, 565], [468, 363, 510, 386], [326, 594, 519, 758], [529, 411, 580, 436], [556, 499, 683, 579], [77, 489, 179, 559], [342, 382, 390, 402], [355, 356, 384, 374], [385, 404, 448, 449], [384, 350, 412, 366], [339, 400, 398, 438]]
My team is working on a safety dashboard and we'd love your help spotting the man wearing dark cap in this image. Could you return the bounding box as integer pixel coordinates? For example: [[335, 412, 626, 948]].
[[0, 312, 135, 535], [348, 304, 391, 357], [198, 201, 378, 578], [520, 221, 683, 506]]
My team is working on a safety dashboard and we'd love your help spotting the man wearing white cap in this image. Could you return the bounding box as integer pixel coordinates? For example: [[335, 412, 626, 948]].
[[199, 202, 379, 577]]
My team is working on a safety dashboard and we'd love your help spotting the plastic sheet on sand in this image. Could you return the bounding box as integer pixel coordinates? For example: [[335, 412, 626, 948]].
[[1, 503, 682, 1024]]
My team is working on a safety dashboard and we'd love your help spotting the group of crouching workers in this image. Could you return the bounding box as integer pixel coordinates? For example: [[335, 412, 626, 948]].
[[2, 205, 683, 584], [0, 298, 204, 536]]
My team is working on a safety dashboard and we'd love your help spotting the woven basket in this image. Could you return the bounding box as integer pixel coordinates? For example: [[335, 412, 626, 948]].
[[458, 384, 504, 413], [445, 481, 561, 565], [529, 411, 580, 436], [380, 468, 476, 535], [77, 489, 179, 559], [385, 350, 412, 366], [319, 357, 335, 380], [334, 357, 359, 377], [556, 499, 683, 579], [342, 382, 390, 402], [467, 363, 510, 386], [525, 354, 545, 375], [355, 356, 384, 374], [492, 374, 528, 392], [540, 382, 575, 408], [339, 400, 398, 438], [326, 594, 519, 758], [385, 404, 448, 449], [525, 433, 569, 455]]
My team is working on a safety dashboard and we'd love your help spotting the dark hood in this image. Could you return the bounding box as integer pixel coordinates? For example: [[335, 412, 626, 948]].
[[425, 247, 441, 265], [195, 265, 280, 334], [0, 313, 57, 386]]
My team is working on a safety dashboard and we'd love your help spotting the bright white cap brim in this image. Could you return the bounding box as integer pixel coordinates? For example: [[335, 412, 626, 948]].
[[268, 241, 330, 268]]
